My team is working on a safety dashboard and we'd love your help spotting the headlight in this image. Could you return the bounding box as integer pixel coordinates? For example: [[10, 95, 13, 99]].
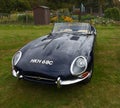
[[12, 51, 22, 66], [70, 56, 87, 76]]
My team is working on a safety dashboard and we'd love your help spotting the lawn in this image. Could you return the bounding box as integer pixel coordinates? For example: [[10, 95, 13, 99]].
[[0, 24, 120, 108]]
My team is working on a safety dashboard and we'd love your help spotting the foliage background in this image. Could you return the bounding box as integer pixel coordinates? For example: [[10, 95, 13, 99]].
[[0, 0, 119, 14]]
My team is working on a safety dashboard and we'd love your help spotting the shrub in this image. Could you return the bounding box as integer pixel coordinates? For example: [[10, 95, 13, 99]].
[[91, 17, 120, 26], [50, 16, 58, 23], [72, 15, 79, 21], [17, 14, 33, 23], [81, 14, 95, 21], [104, 7, 120, 21], [94, 17, 113, 25], [63, 16, 73, 22], [50, 16, 73, 23]]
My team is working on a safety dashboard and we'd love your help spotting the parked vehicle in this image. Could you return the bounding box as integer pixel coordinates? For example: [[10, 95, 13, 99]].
[[12, 23, 96, 87]]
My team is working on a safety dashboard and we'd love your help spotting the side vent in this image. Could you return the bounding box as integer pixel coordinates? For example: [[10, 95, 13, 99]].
[[70, 36, 79, 41], [41, 38, 47, 41]]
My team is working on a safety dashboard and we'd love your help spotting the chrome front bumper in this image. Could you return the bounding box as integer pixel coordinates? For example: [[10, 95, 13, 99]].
[[55, 73, 91, 87], [12, 69, 91, 87]]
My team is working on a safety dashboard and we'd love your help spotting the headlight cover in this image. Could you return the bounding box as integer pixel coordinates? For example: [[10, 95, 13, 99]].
[[70, 56, 87, 76], [12, 51, 22, 66]]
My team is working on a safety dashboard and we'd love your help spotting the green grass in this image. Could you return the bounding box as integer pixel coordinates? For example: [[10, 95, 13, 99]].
[[0, 24, 120, 108]]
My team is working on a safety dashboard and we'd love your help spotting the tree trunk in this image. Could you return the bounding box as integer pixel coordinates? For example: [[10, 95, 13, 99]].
[[90, 7, 93, 15], [99, 4, 103, 17]]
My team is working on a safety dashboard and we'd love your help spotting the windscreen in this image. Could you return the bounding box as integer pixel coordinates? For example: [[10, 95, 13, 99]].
[[52, 23, 91, 34]]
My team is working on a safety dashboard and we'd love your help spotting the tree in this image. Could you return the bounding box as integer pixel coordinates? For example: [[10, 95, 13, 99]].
[[85, 0, 97, 14], [104, 7, 120, 21], [13, 0, 31, 12], [0, 0, 119, 15], [28, 0, 47, 8], [106, 0, 114, 8], [113, 0, 120, 8], [0, 0, 14, 13], [0, 0, 31, 13], [98, 0, 105, 16]]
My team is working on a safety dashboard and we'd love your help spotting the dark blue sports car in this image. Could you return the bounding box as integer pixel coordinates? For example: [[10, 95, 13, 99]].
[[12, 23, 96, 87]]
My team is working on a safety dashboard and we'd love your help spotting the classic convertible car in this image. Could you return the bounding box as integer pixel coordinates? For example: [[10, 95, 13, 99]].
[[12, 23, 96, 87]]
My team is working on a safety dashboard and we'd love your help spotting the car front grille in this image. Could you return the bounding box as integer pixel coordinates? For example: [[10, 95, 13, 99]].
[[24, 75, 55, 81], [23, 75, 56, 84]]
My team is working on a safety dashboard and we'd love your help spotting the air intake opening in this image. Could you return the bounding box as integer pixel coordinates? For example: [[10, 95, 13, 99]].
[[70, 36, 79, 40]]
